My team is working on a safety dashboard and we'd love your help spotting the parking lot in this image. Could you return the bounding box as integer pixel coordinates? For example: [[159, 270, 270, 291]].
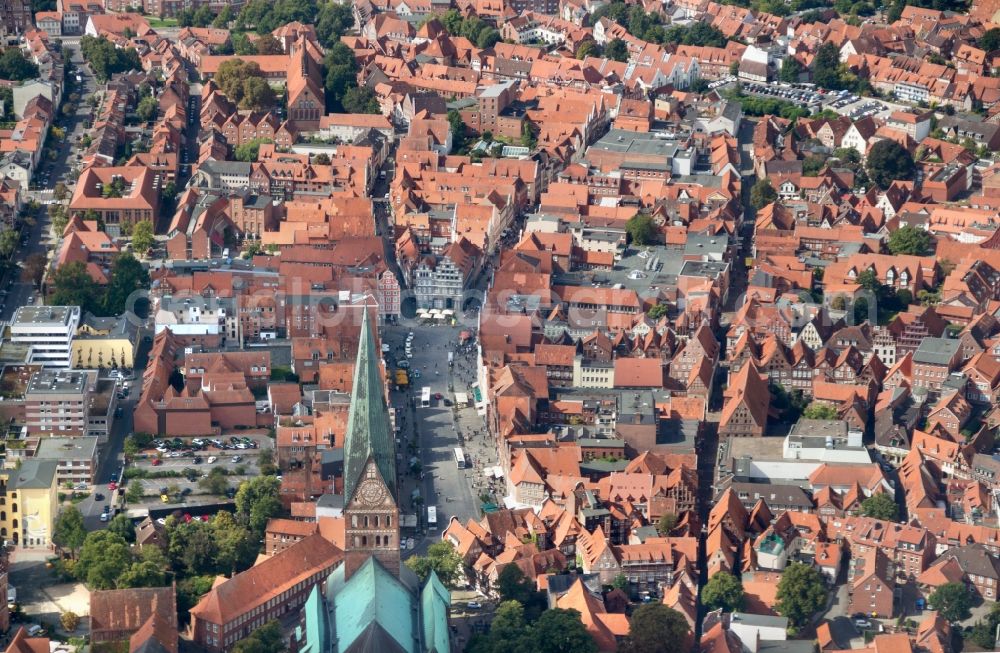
[[740, 81, 826, 108], [122, 433, 272, 507]]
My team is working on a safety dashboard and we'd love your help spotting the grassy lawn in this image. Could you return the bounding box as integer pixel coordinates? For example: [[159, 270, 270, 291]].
[[146, 16, 179, 28]]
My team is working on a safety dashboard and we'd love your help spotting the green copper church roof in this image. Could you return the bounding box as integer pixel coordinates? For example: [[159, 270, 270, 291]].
[[334, 556, 417, 653], [343, 306, 397, 504]]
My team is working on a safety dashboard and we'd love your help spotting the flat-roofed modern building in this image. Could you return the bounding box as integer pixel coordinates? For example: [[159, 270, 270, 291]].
[[24, 369, 96, 436], [35, 436, 99, 485], [10, 306, 81, 368]]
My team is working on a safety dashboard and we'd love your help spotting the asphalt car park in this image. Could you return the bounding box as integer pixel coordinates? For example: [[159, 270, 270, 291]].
[[740, 82, 825, 107], [126, 434, 271, 496]]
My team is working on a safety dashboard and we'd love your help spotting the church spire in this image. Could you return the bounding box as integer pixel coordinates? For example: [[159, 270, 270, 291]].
[[343, 304, 397, 507]]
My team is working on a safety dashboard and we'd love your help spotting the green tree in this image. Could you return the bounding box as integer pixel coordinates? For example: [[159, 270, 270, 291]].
[[775, 562, 826, 628], [780, 57, 803, 83], [324, 41, 361, 113], [929, 582, 972, 622], [192, 4, 214, 26], [887, 225, 931, 256], [235, 475, 282, 534], [215, 59, 275, 111], [802, 154, 827, 176], [199, 467, 230, 495], [257, 447, 278, 475], [126, 479, 143, 503], [50, 261, 103, 315], [605, 38, 628, 62], [212, 511, 259, 574], [468, 600, 530, 653], [702, 571, 745, 612], [177, 575, 215, 620], [647, 304, 669, 320], [447, 109, 468, 153], [118, 560, 167, 588], [0, 48, 40, 81], [232, 620, 284, 653], [521, 119, 537, 149], [534, 609, 598, 653], [575, 41, 599, 59], [662, 21, 726, 46], [812, 42, 848, 90], [802, 403, 838, 420], [130, 219, 155, 256], [76, 531, 132, 589], [341, 86, 380, 114], [60, 611, 80, 632], [168, 521, 220, 576], [212, 5, 233, 27], [53, 506, 87, 557], [982, 27, 1000, 53], [80, 36, 141, 82], [104, 252, 150, 315], [107, 513, 136, 542], [968, 603, 1000, 647], [136, 95, 158, 122], [161, 180, 177, 205], [405, 541, 464, 586], [232, 33, 257, 55], [22, 252, 48, 289], [239, 75, 276, 112], [316, 3, 354, 48], [750, 178, 778, 209], [865, 139, 915, 190], [969, 619, 998, 648], [234, 138, 271, 162], [619, 604, 690, 653], [254, 34, 283, 55], [626, 213, 656, 245], [0, 230, 18, 259], [853, 296, 871, 325], [860, 492, 899, 521], [497, 564, 547, 622], [689, 78, 710, 93], [856, 268, 882, 294], [313, 153, 331, 165]]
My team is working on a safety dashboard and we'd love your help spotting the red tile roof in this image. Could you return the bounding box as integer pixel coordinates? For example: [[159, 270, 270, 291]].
[[190, 534, 342, 625]]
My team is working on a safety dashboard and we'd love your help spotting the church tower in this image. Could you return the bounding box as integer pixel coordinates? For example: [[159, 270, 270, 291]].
[[343, 306, 401, 579]]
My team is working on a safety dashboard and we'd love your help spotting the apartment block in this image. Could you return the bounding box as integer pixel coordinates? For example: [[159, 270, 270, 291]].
[[24, 369, 96, 437], [10, 306, 81, 369]]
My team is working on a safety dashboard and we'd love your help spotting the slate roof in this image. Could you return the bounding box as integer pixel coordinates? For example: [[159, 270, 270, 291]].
[[913, 337, 960, 366]]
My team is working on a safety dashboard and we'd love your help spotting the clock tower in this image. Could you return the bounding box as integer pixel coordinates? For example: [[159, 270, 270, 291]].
[[343, 306, 401, 580]]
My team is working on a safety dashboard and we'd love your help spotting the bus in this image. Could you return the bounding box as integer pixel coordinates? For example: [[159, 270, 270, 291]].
[[427, 506, 437, 528], [454, 447, 466, 469], [420, 386, 431, 408]]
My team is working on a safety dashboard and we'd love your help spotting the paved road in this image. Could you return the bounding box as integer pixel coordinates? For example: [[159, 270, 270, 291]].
[[0, 40, 96, 321], [383, 323, 490, 557]]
